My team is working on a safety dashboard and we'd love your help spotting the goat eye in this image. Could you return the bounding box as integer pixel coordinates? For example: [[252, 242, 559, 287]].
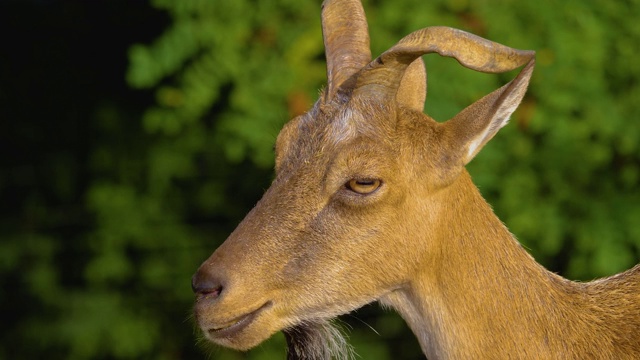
[[346, 178, 381, 195]]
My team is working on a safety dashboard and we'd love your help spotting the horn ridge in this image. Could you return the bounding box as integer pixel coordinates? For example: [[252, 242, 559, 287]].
[[321, 0, 372, 101], [353, 26, 535, 101], [394, 27, 534, 73]]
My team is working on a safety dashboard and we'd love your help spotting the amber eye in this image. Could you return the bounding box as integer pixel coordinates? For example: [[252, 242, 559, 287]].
[[346, 178, 382, 195]]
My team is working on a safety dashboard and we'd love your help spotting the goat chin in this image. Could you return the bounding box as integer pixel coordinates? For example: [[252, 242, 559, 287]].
[[284, 319, 355, 360]]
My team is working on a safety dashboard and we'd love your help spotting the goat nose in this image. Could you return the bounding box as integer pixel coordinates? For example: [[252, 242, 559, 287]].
[[191, 269, 223, 299]]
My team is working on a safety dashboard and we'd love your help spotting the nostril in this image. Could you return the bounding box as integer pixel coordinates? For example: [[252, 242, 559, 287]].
[[191, 271, 223, 299]]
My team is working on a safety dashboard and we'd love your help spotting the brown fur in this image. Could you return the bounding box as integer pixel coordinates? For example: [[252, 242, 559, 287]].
[[192, 1, 640, 358]]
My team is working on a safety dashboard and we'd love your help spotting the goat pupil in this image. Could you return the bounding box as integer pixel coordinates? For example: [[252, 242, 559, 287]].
[[346, 178, 381, 194]]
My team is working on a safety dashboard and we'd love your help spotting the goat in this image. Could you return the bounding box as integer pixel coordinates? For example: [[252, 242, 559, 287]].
[[192, 0, 640, 358]]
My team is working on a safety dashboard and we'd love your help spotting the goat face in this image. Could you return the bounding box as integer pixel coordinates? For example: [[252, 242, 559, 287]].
[[192, 92, 446, 350]]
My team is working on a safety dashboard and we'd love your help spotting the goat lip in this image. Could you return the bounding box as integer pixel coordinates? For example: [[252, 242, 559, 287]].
[[207, 302, 271, 339]]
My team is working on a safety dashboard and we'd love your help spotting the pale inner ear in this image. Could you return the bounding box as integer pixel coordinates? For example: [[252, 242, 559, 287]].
[[465, 94, 521, 160], [448, 60, 534, 165], [396, 58, 426, 112]]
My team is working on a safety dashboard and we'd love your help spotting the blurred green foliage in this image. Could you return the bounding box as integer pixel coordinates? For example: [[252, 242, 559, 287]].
[[1, 0, 639, 359]]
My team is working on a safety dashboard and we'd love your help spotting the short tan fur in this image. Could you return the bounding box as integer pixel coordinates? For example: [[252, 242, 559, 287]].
[[193, 1, 640, 358]]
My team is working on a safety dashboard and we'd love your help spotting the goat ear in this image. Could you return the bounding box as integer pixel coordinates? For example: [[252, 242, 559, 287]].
[[446, 60, 534, 165], [396, 58, 426, 112]]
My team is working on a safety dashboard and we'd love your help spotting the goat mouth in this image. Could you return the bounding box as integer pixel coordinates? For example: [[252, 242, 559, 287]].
[[207, 302, 272, 339]]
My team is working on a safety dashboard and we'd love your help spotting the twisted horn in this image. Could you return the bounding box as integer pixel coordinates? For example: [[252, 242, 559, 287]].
[[353, 26, 535, 101], [321, 0, 372, 101]]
